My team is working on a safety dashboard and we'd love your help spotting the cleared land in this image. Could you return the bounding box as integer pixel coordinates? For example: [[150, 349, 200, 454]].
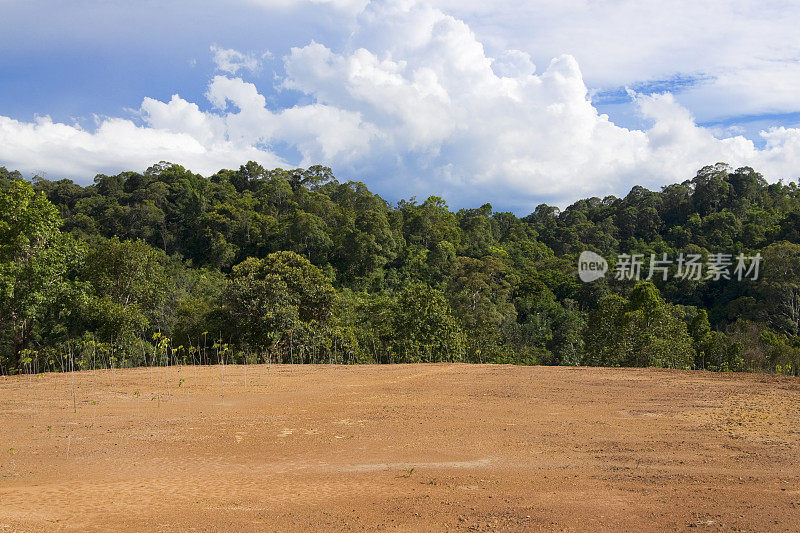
[[1, 364, 799, 531]]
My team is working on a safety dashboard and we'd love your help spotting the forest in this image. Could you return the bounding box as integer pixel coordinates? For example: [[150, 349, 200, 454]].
[[1, 161, 799, 375]]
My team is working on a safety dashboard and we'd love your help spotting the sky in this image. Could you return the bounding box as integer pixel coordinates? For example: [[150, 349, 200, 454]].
[[1, 0, 799, 212]]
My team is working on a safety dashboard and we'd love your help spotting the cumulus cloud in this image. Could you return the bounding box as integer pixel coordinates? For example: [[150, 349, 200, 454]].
[[238, 0, 800, 121], [431, 0, 800, 122], [210, 45, 263, 75], [278, 0, 800, 204], [242, 0, 369, 15], [0, 111, 286, 180], [1, 0, 799, 210]]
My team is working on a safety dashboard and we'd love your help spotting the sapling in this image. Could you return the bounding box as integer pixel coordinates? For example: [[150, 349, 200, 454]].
[[8, 447, 16, 473], [20, 351, 33, 386], [202, 331, 208, 366], [213, 339, 231, 404], [70, 348, 77, 414], [110, 355, 117, 389]]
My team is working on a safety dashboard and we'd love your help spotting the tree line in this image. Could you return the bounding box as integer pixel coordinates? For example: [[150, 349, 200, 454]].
[[1, 162, 799, 375]]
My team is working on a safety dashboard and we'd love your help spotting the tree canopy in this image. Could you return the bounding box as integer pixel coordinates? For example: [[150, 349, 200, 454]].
[[1, 161, 799, 375]]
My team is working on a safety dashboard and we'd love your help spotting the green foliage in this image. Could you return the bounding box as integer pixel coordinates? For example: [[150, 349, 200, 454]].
[[447, 255, 516, 360], [585, 282, 694, 369], [0, 178, 85, 371], [392, 284, 465, 363], [221, 251, 334, 361], [0, 161, 798, 374], [759, 241, 800, 336]]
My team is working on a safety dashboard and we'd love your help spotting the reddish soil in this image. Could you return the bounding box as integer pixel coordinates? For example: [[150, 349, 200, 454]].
[[1, 364, 799, 531]]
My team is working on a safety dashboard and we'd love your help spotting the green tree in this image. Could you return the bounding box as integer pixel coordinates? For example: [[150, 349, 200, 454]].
[[0, 179, 84, 370], [392, 284, 465, 363], [447, 255, 516, 360], [759, 241, 800, 336], [222, 251, 334, 356], [585, 282, 694, 368]]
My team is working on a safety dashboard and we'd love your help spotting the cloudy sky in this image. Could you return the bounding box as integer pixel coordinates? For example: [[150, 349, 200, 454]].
[[1, 0, 799, 211]]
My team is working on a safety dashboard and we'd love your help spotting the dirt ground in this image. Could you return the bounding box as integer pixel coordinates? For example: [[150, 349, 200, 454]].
[[1, 364, 799, 531]]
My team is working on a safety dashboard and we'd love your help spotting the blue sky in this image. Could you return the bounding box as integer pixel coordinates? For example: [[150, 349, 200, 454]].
[[0, 1, 344, 123], [1, 0, 799, 211]]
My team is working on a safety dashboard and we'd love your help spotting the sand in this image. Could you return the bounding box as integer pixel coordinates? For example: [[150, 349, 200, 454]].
[[1, 364, 799, 531]]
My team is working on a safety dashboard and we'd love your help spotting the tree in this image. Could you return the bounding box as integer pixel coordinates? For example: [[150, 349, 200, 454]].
[[0, 179, 84, 369], [759, 241, 800, 336], [692, 163, 732, 216], [286, 210, 333, 264], [584, 282, 694, 369], [336, 209, 397, 286], [223, 258, 298, 352], [222, 251, 334, 355], [259, 251, 334, 322], [513, 277, 583, 365], [447, 255, 516, 360], [584, 294, 627, 366], [392, 284, 465, 363], [82, 238, 168, 310], [622, 282, 694, 368]]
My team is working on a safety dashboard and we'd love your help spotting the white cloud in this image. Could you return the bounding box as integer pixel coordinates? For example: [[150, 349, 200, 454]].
[[210, 45, 262, 75], [492, 50, 535, 79], [0, 112, 286, 180], [277, 0, 800, 204], [238, 0, 800, 122], [429, 0, 800, 122], [1, 0, 800, 210], [242, 0, 369, 15]]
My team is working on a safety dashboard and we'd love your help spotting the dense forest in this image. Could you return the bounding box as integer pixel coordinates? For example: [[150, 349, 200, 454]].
[[1, 162, 799, 375]]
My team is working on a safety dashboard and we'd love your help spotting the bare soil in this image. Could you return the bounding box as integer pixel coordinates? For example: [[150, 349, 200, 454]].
[[1, 364, 799, 531]]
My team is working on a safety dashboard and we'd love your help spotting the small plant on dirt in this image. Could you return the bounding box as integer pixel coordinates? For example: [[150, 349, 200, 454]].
[[213, 339, 231, 403], [8, 447, 17, 472], [400, 467, 415, 478], [20, 349, 35, 384]]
